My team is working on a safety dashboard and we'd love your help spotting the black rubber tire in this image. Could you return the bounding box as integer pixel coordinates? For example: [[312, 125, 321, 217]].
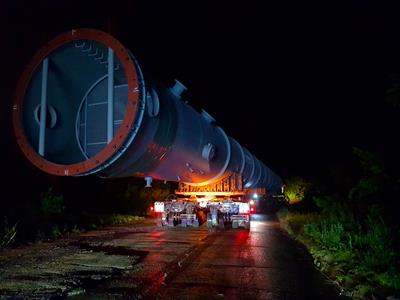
[[218, 216, 225, 229]]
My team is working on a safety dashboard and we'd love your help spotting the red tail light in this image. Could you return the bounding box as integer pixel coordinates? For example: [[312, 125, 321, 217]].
[[150, 206, 154, 211]]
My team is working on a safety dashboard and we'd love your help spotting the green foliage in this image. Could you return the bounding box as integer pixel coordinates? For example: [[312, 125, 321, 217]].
[[277, 204, 400, 297], [304, 222, 347, 251], [277, 148, 399, 298], [351, 284, 374, 299], [352, 147, 384, 176], [124, 182, 172, 215], [277, 209, 319, 236], [77, 213, 143, 229], [348, 148, 386, 202], [353, 207, 395, 270], [283, 176, 310, 204], [312, 196, 357, 228], [36, 224, 63, 241], [0, 218, 18, 248], [34, 213, 143, 241], [313, 195, 338, 212], [123, 184, 151, 214], [40, 187, 65, 216], [348, 177, 381, 200], [376, 269, 400, 290]]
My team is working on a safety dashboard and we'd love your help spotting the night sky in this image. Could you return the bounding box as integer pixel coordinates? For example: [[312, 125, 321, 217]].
[[1, 0, 400, 193]]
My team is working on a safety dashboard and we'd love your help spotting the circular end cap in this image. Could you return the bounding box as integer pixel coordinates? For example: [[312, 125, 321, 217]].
[[13, 28, 141, 176]]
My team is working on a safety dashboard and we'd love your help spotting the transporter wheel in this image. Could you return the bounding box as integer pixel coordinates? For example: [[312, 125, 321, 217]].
[[218, 215, 225, 229], [158, 212, 166, 227], [166, 213, 171, 226], [232, 220, 238, 229], [244, 215, 251, 231], [196, 210, 207, 225], [206, 213, 213, 229]]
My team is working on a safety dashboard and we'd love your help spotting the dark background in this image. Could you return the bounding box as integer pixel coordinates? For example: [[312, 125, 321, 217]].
[[1, 0, 400, 214]]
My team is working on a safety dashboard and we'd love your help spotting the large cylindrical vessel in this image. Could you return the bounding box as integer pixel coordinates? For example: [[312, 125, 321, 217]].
[[13, 29, 283, 193]]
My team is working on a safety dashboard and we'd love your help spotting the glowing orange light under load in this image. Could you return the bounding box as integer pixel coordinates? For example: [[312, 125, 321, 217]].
[[176, 172, 243, 194], [175, 173, 266, 202], [177, 191, 245, 197], [175, 172, 267, 200]]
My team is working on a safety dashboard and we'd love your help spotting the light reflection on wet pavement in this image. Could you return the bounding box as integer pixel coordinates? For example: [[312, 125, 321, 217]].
[[155, 214, 345, 300]]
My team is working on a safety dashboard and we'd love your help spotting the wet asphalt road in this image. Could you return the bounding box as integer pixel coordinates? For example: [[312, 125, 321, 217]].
[[155, 214, 344, 300], [0, 215, 345, 299]]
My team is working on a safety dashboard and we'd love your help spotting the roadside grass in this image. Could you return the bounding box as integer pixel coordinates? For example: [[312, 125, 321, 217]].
[[0, 213, 144, 248], [0, 218, 18, 247], [35, 213, 145, 241], [31, 188, 146, 242], [73, 212, 144, 229], [277, 207, 400, 299]]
